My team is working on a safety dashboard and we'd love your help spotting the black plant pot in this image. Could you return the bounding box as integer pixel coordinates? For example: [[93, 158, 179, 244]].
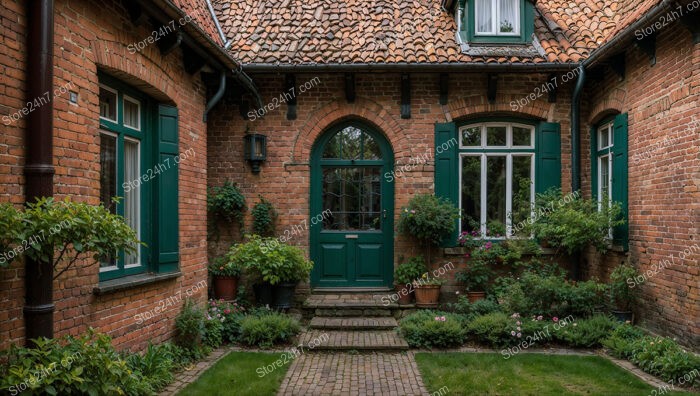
[[272, 282, 298, 309], [253, 283, 274, 306], [612, 310, 634, 323]]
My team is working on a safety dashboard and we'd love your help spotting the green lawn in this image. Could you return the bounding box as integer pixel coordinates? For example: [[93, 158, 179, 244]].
[[415, 353, 698, 396], [178, 352, 289, 396]]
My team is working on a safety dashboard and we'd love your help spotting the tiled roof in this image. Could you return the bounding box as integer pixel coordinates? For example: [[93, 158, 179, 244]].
[[215, 0, 664, 65], [172, 0, 224, 46]]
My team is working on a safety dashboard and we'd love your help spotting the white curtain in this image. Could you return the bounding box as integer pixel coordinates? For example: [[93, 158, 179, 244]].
[[499, 0, 518, 33], [476, 0, 492, 33], [124, 140, 140, 266]]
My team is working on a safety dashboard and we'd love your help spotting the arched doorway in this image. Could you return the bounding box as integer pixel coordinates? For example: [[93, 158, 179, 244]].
[[309, 121, 395, 288]]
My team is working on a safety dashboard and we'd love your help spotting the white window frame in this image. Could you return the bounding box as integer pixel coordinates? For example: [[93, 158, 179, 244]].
[[98, 84, 119, 123], [459, 123, 535, 149], [98, 129, 120, 273], [123, 137, 142, 268], [123, 95, 141, 131], [458, 152, 535, 239], [475, 0, 521, 36], [598, 121, 613, 150]]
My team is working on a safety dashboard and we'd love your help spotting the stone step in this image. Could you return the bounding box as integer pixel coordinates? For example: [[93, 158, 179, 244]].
[[303, 293, 398, 309], [313, 308, 394, 317], [310, 316, 398, 330], [298, 330, 409, 351]]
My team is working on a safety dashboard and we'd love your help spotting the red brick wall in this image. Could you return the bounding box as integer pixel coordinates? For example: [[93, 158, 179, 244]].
[[0, 0, 209, 351], [207, 72, 575, 294], [583, 21, 699, 348]]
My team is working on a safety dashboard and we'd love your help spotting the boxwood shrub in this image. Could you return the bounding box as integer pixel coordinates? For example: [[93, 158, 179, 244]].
[[240, 312, 301, 348], [399, 311, 467, 348]]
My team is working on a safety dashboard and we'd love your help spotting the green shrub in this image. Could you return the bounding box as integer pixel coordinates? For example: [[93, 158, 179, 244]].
[[0, 330, 151, 395], [555, 315, 618, 348], [394, 256, 427, 285], [125, 343, 177, 393], [609, 263, 638, 310], [397, 194, 460, 246], [450, 296, 501, 318], [603, 324, 646, 359], [203, 315, 224, 349], [209, 299, 247, 343], [399, 311, 467, 348], [466, 312, 513, 347], [175, 299, 206, 350], [207, 181, 246, 224], [229, 235, 313, 285], [251, 197, 277, 236], [240, 313, 301, 348]]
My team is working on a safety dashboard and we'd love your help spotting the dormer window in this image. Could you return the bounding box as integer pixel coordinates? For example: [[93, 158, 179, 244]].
[[476, 0, 520, 36], [460, 0, 534, 44]]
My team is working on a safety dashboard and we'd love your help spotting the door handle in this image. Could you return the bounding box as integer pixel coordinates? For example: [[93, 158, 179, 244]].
[[345, 234, 359, 239], [383, 209, 387, 219]]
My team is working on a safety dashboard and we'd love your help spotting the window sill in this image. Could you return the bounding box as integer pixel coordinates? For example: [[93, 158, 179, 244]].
[[443, 246, 555, 256], [93, 271, 182, 295]]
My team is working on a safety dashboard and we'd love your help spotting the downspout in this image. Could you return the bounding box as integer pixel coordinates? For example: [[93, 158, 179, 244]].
[[571, 64, 585, 281], [24, 0, 55, 344], [455, 0, 468, 51], [204, 0, 232, 49], [204, 70, 226, 122]]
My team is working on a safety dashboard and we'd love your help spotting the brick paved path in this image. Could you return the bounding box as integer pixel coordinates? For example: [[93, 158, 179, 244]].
[[277, 352, 429, 396]]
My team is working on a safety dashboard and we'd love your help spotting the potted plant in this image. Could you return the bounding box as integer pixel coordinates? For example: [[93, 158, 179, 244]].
[[394, 256, 427, 305], [609, 263, 637, 322], [272, 243, 313, 309], [455, 258, 492, 302], [209, 256, 242, 300], [397, 194, 459, 306], [225, 235, 274, 306], [413, 272, 444, 308]]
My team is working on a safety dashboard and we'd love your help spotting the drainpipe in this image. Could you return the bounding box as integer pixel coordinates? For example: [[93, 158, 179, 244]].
[[570, 64, 585, 281], [24, 0, 55, 345], [204, 70, 226, 122], [455, 0, 468, 51], [204, 0, 232, 49]]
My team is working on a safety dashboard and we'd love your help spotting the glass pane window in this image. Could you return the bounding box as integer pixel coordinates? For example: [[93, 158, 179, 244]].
[[476, 0, 520, 35], [511, 155, 533, 234], [512, 126, 532, 146], [322, 126, 382, 160], [99, 132, 117, 269], [123, 97, 141, 130], [598, 122, 613, 150], [461, 156, 482, 233], [598, 154, 612, 206], [486, 156, 507, 237], [124, 139, 141, 267], [461, 123, 534, 149], [461, 126, 481, 146], [99, 86, 117, 122], [486, 126, 507, 147]]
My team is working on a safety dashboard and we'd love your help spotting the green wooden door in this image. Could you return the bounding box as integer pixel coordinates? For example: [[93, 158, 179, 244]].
[[310, 122, 394, 288]]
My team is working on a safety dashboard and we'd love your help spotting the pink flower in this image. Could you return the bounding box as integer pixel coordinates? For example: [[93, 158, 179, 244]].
[[484, 242, 493, 250], [516, 321, 521, 325], [511, 313, 520, 318], [511, 331, 516, 336], [553, 317, 559, 322], [517, 327, 521, 331], [224, 309, 231, 314], [517, 333, 522, 338], [410, 210, 416, 214], [435, 316, 440, 321], [537, 315, 543, 321], [440, 316, 446, 321]]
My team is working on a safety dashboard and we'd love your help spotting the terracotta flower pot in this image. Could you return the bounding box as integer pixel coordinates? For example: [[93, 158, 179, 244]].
[[415, 284, 440, 308], [467, 291, 486, 303], [395, 283, 413, 305], [213, 275, 238, 301]]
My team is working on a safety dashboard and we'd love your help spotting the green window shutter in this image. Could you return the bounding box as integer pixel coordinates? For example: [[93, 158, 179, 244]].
[[434, 122, 458, 247], [590, 126, 598, 201], [612, 113, 629, 250], [156, 104, 179, 272], [535, 122, 562, 193]]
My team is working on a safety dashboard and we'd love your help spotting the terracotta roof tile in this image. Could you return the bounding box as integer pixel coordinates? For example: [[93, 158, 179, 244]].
[[172, 0, 224, 46], [215, 0, 665, 65]]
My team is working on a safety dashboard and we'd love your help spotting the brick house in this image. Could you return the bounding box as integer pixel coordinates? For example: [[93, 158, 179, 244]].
[[1, 0, 699, 352]]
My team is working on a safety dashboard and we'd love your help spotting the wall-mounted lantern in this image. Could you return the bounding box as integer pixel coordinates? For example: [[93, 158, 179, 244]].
[[244, 133, 267, 173]]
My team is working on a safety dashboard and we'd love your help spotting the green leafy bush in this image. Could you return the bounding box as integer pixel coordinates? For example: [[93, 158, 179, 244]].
[[397, 194, 460, 246], [175, 299, 206, 350], [125, 343, 177, 393], [394, 256, 427, 285], [208, 255, 243, 277], [0, 198, 140, 276], [203, 315, 224, 349], [240, 312, 301, 348], [399, 311, 467, 348], [609, 263, 638, 310], [251, 197, 277, 236], [450, 296, 501, 319], [229, 235, 313, 285], [555, 315, 618, 348], [208, 299, 247, 343], [207, 181, 246, 224], [466, 312, 513, 347], [603, 324, 646, 359], [528, 188, 624, 254], [0, 330, 151, 395]]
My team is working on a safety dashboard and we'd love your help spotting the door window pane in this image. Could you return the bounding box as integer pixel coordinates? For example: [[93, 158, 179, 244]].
[[322, 167, 381, 231], [486, 156, 507, 237], [123, 97, 140, 130], [99, 87, 117, 122], [124, 139, 140, 266], [461, 156, 482, 233], [322, 127, 382, 160], [486, 126, 507, 146]]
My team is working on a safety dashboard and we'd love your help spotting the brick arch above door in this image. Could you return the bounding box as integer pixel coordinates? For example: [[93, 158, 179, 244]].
[[291, 98, 415, 163]]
